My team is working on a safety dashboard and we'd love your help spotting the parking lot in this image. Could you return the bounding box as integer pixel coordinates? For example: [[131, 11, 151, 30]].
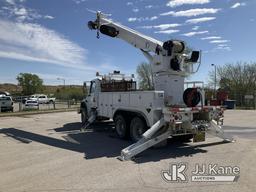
[[0, 110, 256, 192]]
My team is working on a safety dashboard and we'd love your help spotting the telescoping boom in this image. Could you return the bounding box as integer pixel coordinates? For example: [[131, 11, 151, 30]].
[[88, 12, 201, 105]]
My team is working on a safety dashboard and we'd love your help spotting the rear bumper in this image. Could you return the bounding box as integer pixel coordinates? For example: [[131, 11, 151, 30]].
[[162, 106, 224, 135]]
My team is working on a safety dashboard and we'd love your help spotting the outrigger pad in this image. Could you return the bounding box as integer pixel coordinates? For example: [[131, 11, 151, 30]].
[[207, 120, 235, 142]]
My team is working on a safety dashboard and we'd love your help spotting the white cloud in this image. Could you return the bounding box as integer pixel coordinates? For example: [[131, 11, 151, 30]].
[[150, 16, 158, 20], [201, 36, 221, 40], [6, 0, 15, 5], [139, 23, 182, 30], [132, 8, 139, 13], [215, 46, 231, 51], [44, 15, 54, 19], [192, 26, 200, 30], [73, 0, 86, 4], [231, 2, 246, 9], [14, 7, 27, 16], [128, 17, 137, 22], [186, 17, 216, 24], [154, 29, 180, 34], [1, 1, 54, 22], [182, 30, 208, 37], [160, 8, 220, 17], [128, 16, 158, 22], [167, 0, 210, 7], [0, 19, 89, 70], [217, 44, 228, 47], [210, 40, 230, 43]]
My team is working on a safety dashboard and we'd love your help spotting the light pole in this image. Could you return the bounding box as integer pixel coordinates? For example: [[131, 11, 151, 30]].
[[211, 64, 217, 98], [57, 78, 65, 88]]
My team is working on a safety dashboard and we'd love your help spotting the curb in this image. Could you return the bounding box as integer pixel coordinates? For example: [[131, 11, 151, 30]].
[[0, 108, 78, 117]]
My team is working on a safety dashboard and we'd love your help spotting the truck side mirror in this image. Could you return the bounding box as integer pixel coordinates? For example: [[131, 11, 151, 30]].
[[83, 82, 87, 95], [187, 51, 200, 63]]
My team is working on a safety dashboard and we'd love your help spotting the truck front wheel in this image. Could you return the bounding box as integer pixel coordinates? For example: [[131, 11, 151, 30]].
[[114, 115, 128, 139], [130, 117, 147, 142], [81, 107, 88, 126]]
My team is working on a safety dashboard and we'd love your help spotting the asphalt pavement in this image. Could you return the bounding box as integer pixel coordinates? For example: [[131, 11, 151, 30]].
[[0, 110, 255, 192]]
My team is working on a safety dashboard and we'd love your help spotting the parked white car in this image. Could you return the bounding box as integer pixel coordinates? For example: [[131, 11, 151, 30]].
[[0, 96, 13, 112], [25, 100, 39, 107], [27, 94, 55, 104]]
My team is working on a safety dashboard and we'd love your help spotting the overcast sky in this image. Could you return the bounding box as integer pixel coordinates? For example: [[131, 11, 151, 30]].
[[0, 0, 255, 85]]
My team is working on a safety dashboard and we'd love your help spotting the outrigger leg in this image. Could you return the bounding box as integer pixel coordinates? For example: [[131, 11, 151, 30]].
[[118, 118, 171, 161], [81, 110, 97, 131], [207, 120, 235, 142]]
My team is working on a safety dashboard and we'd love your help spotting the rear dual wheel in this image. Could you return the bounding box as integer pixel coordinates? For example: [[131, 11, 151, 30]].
[[130, 117, 147, 142], [114, 114, 147, 142]]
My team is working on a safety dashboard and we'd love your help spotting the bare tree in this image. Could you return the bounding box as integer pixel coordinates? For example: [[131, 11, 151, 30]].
[[136, 62, 154, 90], [208, 61, 256, 105]]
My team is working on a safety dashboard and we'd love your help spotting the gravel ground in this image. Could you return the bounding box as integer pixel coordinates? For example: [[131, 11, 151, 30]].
[[0, 110, 255, 192]]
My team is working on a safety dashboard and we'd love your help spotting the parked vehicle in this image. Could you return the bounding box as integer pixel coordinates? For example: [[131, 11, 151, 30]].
[[13, 96, 29, 104], [25, 100, 39, 107], [78, 12, 232, 161], [0, 91, 11, 96], [27, 94, 55, 104], [0, 96, 13, 112]]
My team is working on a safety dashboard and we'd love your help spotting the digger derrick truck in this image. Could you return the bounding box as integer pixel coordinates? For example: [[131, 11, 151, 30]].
[[79, 12, 233, 161]]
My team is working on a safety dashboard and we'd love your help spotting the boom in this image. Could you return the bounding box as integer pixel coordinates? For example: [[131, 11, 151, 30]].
[[88, 12, 162, 54], [88, 12, 188, 61], [88, 11, 201, 105]]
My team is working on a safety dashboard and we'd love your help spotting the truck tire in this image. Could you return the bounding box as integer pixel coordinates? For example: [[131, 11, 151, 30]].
[[81, 107, 88, 126], [114, 115, 128, 139], [130, 117, 146, 142]]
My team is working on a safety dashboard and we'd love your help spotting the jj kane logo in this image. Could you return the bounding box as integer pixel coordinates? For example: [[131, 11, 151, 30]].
[[161, 163, 188, 182], [162, 163, 240, 182]]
